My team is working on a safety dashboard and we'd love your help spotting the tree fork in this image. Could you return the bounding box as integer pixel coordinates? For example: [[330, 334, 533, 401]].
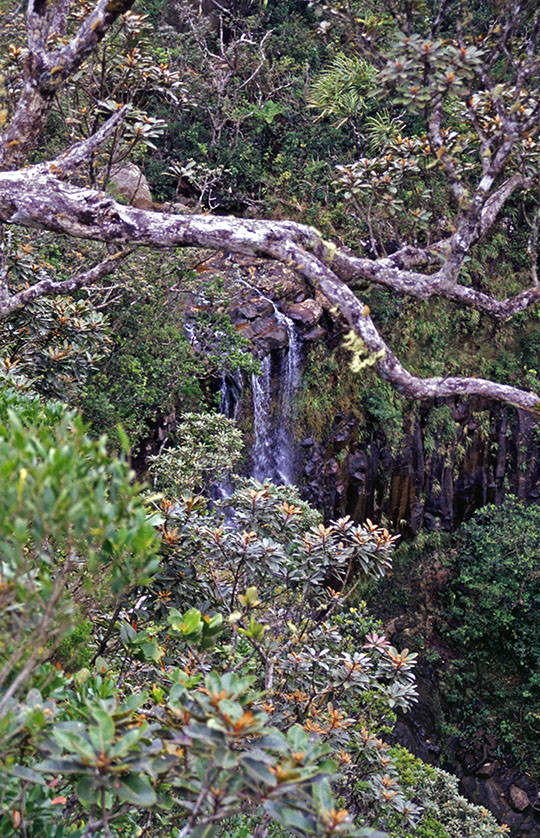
[[0, 165, 539, 413]]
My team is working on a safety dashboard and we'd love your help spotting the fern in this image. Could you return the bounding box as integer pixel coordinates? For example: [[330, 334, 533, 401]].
[[365, 109, 407, 152], [308, 53, 376, 127]]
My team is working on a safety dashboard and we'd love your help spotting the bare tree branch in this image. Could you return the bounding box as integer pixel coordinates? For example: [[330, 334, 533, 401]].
[[0, 224, 9, 308], [0, 247, 127, 318], [478, 173, 529, 236], [51, 104, 130, 176], [0, 164, 539, 411], [0, 0, 539, 414], [0, 0, 136, 170]]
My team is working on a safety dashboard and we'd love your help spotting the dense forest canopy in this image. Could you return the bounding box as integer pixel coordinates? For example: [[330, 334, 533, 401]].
[[0, 0, 539, 409], [2, 2, 540, 837]]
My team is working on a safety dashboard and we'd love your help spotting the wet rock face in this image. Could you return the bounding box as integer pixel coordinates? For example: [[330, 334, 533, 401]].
[[387, 663, 540, 837], [510, 785, 531, 812], [452, 728, 540, 838], [459, 773, 540, 836], [233, 315, 289, 355], [192, 253, 327, 357], [302, 401, 540, 532], [284, 299, 324, 328]]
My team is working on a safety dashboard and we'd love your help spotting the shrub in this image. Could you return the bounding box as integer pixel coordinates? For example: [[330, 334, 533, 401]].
[[388, 747, 507, 838]]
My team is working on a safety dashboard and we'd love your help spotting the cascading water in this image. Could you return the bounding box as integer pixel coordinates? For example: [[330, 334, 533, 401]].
[[251, 354, 274, 482], [274, 312, 302, 484], [245, 287, 302, 484], [219, 369, 243, 421], [250, 336, 302, 483], [218, 282, 303, 485]]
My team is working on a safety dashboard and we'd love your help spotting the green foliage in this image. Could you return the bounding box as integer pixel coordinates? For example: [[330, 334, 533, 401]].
[[0, 379, 159, 706], [386, 499, 540, 776], [437, 499, 540, 770], [308, 53, 376, 129], [0, 295, 110, 402], [296, 342, 406, 453], [423, 406, 459, 462], [0, 232, 115, 402], [35, 691, 159, 810], [444, 499, 540, 664], [4, 0, 540, 833], [81, 294, 206, 449], [139, 0, 350, 214], [53, 619, 94, 672], [149, 412, 244, 493], [0, 381, 505, 838], [0, 392, 412, 838], [295, 342, 375, 443], [141, 462, 420, 833], [387, 747, 507, 838]]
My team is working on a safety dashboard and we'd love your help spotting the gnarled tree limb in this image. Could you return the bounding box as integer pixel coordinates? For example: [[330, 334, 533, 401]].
[[0, 0, 539, 414], [51, 105, 130, 177], [0, 0, 136, 170], [0, 248, 127, 318], [0, 164, 539, 412]]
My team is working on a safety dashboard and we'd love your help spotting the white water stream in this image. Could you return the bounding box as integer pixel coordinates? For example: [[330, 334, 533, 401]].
[[220, 285, 303, 485]]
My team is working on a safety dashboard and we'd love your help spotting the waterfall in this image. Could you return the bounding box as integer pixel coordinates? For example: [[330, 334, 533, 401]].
[[251, 355, 274, 482], [219, 288, 302, 484], [275, 313, 302, 484], [219, 282, 303, 485], [219, 369, 243, 421], [249, 292, 302, 485]]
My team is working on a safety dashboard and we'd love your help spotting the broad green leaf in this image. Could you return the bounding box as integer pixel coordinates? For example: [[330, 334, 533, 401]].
[[204, 614, 223, 635], [88, 708, 115, 753], [118, 692, 146, 716], [212, 746, 238, 770], [182, 608, 202, 634], [75, 776, 99, 806], [264, 801, 315, 834], [52, 730, 95, 762], [313, 777, 333, 812], [167, 608, 183, 631], [257, 729, 288, 750], [12, 764, 47, 784], [141, 639, 163, 662], [287, 725, 309, 752], [35, 757, 86, 774], [114, 773, 156, 807], [241, 757, 277, 787], [109, 724, 148, 757]]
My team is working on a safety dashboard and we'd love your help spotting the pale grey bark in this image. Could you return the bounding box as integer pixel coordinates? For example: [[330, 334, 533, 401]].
[[52, 106, 130, 177], [0, 248, 126, 317], [0, 164, 539, 412], [0, 0, 540, 412], [0, 0, 136, 170]]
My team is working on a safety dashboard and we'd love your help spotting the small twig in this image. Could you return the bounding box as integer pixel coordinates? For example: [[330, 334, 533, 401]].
[[527, 206, 539, 285], [90, 600, 123, 666], [101, 788, 111, 838]]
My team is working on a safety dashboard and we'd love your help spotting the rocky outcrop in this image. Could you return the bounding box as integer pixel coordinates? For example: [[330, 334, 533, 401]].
[[510, 785, 532, 812], [284, 299, 324, 328], [187, 253, 540, 532], [302, 400, 540, 532], [385, 655, 540, 837], [459, 773, 540, 835], [108, 163, 154, 209], [185, 252, 327, 356]]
